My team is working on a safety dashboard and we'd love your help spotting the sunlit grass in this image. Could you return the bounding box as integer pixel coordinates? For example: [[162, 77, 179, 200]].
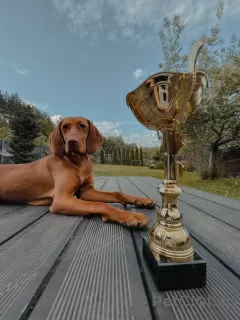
[[93, 164, 240, 200]]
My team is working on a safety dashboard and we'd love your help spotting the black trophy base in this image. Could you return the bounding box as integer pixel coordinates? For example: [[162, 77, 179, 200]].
[[143, 237, 206, 291]]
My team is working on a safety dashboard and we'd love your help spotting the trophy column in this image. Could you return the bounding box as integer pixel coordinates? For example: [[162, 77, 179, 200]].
[[148, 124, 194, 263]]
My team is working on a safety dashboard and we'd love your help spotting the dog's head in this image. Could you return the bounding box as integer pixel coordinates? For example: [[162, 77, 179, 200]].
[[49, 117, 103, 158]]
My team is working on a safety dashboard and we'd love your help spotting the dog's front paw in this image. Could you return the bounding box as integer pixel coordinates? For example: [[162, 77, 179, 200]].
[[134, 197, 156, 209], [124, 212, 150, 228], [103, 211, 150, 229]]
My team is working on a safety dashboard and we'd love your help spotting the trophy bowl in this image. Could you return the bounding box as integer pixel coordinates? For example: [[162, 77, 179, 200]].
[[126, 71, 207, 130], [126, 38, 208, 291], [126, 40, 208, 132]]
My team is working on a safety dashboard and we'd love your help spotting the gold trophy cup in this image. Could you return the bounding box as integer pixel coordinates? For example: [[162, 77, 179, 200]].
[[126, 38, 208, 291]]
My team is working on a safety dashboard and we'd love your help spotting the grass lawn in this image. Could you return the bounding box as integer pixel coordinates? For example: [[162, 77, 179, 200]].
[[93, 164, 240, 200]]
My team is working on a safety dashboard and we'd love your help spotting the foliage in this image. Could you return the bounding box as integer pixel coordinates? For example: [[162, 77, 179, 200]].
[[0, 118, 12, 140], [0, 91, 22, 119], [126, 149, 129, 165], [135, 147, 139, 162], [9, 105, 39, 163], [34, 109, 54, 146], [140, 147, 144, 166], [154, 160, 164, 170], [102, 136, 125, 155], [181, 161, 196, 172], [152, 143, 164, 162], [0, 90, 54, 150], [34, 134, 49, 147], [100, 148, 105, 164], [158, 3, 240, 179], [152, 152, 160, 162], [142, 146, 159, 161], [158, 15, 188, 71], [100, 135, 146, 165], [131, 148, 135, 162]]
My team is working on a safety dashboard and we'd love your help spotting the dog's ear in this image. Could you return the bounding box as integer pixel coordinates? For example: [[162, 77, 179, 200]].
[[86, 121, 103, 155], [48, 121, 65, 158]]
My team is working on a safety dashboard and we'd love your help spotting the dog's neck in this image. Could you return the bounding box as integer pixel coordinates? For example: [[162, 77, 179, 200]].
[[64, 152, 89, 166]]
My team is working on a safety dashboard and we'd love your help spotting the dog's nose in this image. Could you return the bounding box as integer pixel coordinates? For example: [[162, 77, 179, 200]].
[[68, 139, 79, 146]]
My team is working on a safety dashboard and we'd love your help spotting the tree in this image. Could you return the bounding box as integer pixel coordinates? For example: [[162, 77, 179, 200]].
[[0, 92, 23, 120], [158, 4, 240, 178], [34, 134, 48, 147], [115, 147, 119, 165], [135, 147, 139, 163], [140, 146, 159, 162], [102, 136, 125, 156], [9, 105, 39, 163], [158, 15, 188, 72], [131, 148, 135, 164], [100, 148, 105, 164], [34, 109, 54, 146], [119, 148, 122, 165], [112, 148, 117, 164], [126, 148, 130, 165], [140, 147, 144, 166], [152, 152, 160, 162], [122, 148, 125, 165], [0, 118, 12, 140], [124, 148, 128, 165], [152, 143, 165, 162], [118, 147, 124, 165], [0, 91, 54, 148]]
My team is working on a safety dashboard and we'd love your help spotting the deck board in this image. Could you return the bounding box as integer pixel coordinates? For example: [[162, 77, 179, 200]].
[[138, 176, 240, 211], [132, 228, 240, 320], [29, 176, 152, 320], [0, 205, 49, 246], [126, 177, 240, 277], [138, 176, 240, 228], [0, 204, 27, 217], [0, 175, 239, 320], [0, 214, 80, 320], [121, 177, 240, 320]]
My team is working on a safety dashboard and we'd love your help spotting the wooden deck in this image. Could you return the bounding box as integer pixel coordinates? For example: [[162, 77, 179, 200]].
[[0, 176, 240, 320]]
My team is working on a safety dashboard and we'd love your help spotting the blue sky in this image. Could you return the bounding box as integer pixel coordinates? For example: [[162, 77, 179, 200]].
[[0, 0, 239, 146]]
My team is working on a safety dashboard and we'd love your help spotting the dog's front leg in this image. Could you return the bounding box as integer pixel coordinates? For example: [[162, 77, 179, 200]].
[[80, 187, 156, 208], [50, 196, 149, 228]]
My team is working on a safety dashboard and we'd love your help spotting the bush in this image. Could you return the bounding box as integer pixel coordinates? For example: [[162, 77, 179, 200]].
[[199, 164, 225, 180], [181, 161, 195, 172], [154, 160, 164, 170], [199, 168, 211, 180], [148, 163, 155, 169]]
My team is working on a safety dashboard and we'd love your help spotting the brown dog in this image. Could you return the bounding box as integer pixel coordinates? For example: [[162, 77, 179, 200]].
[[0, 117, 155, 228]]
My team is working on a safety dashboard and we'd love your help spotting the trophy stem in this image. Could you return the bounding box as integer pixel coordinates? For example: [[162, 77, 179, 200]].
[[148, 124, 194, 263]]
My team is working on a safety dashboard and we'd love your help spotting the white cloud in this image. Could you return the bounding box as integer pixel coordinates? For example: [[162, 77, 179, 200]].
[[53, 0, 104, 39], [93, 121, 122, 136], [7, 60, 29, 75], [122, 27, 134, 38], [52, 0, 240, 43], [133, 68, 146, 79], [23, 99, 49, 111], [93, 120, 159, 146], [124, 131, 160, 147], [50, 115, 63, 125], [107, 31, 118, 42]]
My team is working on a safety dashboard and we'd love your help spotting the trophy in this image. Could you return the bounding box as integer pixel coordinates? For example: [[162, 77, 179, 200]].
[[126, 38, 208, 291]]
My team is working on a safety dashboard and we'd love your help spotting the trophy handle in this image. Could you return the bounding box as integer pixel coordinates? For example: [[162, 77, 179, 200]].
[[187, 37, 206, 74]]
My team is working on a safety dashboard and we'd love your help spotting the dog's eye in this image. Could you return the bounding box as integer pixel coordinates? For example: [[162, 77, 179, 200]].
[[62, 124, 69, 130], [80, 123, 86, 128]]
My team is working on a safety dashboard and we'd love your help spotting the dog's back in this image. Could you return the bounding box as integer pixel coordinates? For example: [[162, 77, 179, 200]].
[[0, 157, 54, 204]]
